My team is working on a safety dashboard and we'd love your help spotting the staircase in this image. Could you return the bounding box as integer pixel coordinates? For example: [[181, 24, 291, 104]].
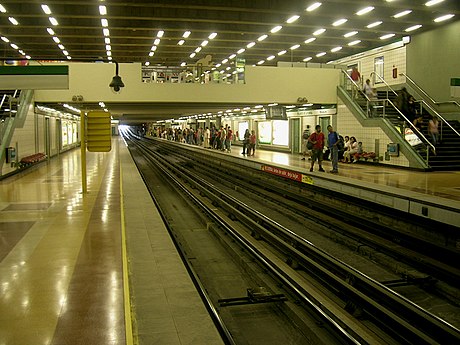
[[0, 90, 20, 118], [429, 120, 460, 170]]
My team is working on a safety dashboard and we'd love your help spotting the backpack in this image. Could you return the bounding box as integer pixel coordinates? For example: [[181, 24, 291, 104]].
[[335, 132, 344, 150]]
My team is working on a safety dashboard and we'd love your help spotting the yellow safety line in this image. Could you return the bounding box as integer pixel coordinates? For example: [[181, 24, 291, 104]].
[[120, 162, 135, 345]]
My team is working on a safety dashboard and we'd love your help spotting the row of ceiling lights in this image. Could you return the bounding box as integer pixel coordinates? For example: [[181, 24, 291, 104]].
[[98, 5, 112, 62], [0, 3, 30, 59]]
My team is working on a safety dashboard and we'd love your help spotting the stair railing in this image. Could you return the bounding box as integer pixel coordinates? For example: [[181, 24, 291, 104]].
[[370, 72, 398, 99], [400, 74, 460, 142]]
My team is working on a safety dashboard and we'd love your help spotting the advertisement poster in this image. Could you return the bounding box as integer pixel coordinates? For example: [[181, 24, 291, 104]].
[[272, 120, 289, 146], [258, 121, 272, 144]]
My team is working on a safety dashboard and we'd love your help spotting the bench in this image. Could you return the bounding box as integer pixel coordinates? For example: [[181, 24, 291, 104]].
[[19, 153, 47, 167]]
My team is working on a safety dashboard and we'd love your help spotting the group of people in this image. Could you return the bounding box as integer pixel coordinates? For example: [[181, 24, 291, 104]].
[[155, 125, 258, 155]]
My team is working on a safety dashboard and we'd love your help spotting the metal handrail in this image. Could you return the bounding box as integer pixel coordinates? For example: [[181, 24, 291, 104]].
[[417, 99, 460, 139], [387, 99, 436, 160], [341, 70, 372, 102], [401, 73, 460, 108], [370, 72, 398, 97]]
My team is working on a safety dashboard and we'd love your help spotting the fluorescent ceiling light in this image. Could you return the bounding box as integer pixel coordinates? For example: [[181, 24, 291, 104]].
[[380, 33, 395, 40], [103, 28, 110, 36], [47, 28, 55, 35], [1, 36, 9, 42], [52, 36, 60, 43], [215, 63, 221, 67], [58, 44, 65, 49], [49, 17, 58, 26], [316, 52, 326, 57], [18, 50, 24, 55], [229, 54, 236, 59], [106, 56, 110, 61], [101, 18, 108, 27], [344, 31, 358, 38], [181, 62, 186, 67], [393, 10, 412, 18], [63, 50, 69, 56], [303, 57, 312, 62], [258, 34, 268, 42], [425, 0, 444, 6], [405, 24, 422, 32], [237, 48, 245, 54], [149, 51, 154, 57], [106, 51, 112, 56], [0, 4, 6, 13], [356, 6, 374, 15], [8, 17, 18, 25], [177, 40, 185, 45], [222, 58, 228, 64], [332, 19, 347, 26], [183, 31, 191, 38], [106, 44, 111, 51], [26, 55, 31, 59], [306, 2, 322, 12], [367, 21, 383, 28], [41, 5, 52, 14], [105, 38, 111, 44], [208, 32, 217, 39], [348, 40, 361, 46], [190, 52, 196, 58], [304, 37, 316, 43], [278, 50, 287, 56], [10, 43, 18, 49], [286, 15, 300, 23], [290, 44, 300, 50], [247, 42, 256, 48], [267, 55, 275, 61], [145, 61, 150, 66], [270, 25, 282, 33], [195, 47, 202, 53], [157, 30, 164, 38], [154, 38, 160, 45], [313, 28, 326, 35], [201, 40, 208, 46], [331, 46, 342, 52], [99, 6, 107, 15], [434, 14, 454, 22]]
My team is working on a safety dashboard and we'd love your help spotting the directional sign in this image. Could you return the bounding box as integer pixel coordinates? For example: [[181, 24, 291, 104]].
[[87, 111, 111, 152]]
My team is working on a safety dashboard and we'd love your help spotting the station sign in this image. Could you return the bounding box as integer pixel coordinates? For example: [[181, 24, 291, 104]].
[[0, 65, 69, 90], [87, 111, 111, 152]]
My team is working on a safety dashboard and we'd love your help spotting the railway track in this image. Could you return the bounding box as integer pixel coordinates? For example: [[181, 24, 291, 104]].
[[124, 131, 460, 344]]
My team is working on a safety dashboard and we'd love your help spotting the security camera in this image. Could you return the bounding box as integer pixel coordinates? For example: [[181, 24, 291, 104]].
[[109, 75, 125, 94]]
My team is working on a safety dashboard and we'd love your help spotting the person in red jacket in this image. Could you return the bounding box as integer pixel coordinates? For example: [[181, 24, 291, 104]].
[[307, 125, 325, 172]]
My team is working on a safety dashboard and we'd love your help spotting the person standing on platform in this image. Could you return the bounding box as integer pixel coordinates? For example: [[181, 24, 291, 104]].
[[301, 125, 311, 161], [327, 125, 339, 174], [204, 126, 210, 148], [350, 66, 361, 99], [308, 125, 325, 172], [242, 128, 250, 155], [248, 130, 256, 156]]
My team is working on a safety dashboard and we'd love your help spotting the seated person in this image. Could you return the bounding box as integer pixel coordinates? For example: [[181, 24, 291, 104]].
[[353, 142, 364, 162], [343, 136, 358, 163]]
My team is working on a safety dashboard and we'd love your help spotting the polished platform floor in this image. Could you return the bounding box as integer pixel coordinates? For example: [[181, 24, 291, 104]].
[[1, 137, 459, 345]]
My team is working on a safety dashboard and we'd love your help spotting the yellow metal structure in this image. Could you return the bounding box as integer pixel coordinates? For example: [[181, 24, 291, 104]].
[[80, 110, 87, 193], [87, 111, 112, 152]]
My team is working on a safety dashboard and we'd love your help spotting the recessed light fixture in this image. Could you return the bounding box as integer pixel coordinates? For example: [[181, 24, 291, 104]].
[[258, 34, 268, 41], [290, 44, 300, 50], [8, 17, 18, 25], [201, 40, 208, 46], [49, 17, 58, 26], [380, 33, 395, 40], [105, 38, 111, 44], [101, 18, 108, 27], [52, 36, 60, 43], [313, 28, 326, 36], [58, 44, 65, 49], [367, 21, 383, 28], [180, 62, 186, 67], [63, 50, 69, 56], [177, 40, 185, 45], [278, 50, 287, 56], [41, 4, 52, 14], [222, 58, 228, 64], [257, 60, 265, 65], [99, 6, 107, 15], [331, 46, 342, 52], [148, 52, 154, 57], [405, 24, 422, 32], [344, 31, 358, 38], [286, 15, 300, 24], [47, 28, 55, 35], [306, 2, 322, 12], [10, 43, 18, 49], [229, 54, 236, 59], [270, 25, 283, 33], [0, 4, 6, 13], [103, 28, 110, 36], [434, 14, 454, 22], [332, 19, 348, 26], [183, 31, 191, 38], [267, 55, 275, 61], [348, 40, 361, 46], [208, 32, 217, 39], [304, 37, 316, 44], [303, 57, 312, 62], [316, 52, 326, 57], [425, 0, 444, 6], [247, 42, 256, 48], [356, 6, 374, 16], [1, 36, 9, 42], [145, 62, 150, 66], [151, 45, 157, 51], [237, 48, 245, 54], [393, 10, 412, 18], [190, 52, 196, 58], [195, 47, 202, 53]]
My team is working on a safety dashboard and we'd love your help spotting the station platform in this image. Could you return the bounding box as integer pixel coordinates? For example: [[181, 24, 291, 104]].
[[1, 136, 458, 344]]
